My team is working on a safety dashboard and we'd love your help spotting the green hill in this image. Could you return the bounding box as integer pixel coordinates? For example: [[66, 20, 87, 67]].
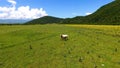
[[25, 0, 120, 25], [25, 16, 63, 24], [63, 0, 120, 25], [84, 0, 120, 25]]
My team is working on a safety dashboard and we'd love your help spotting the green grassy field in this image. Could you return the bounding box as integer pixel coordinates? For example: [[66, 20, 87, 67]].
[[0, 24, 120, 68]]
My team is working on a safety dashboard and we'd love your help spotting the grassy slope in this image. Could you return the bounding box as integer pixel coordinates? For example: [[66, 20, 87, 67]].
[[0, 24, 120, 68]]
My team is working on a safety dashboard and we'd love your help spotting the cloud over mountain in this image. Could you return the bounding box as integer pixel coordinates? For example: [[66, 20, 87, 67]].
[[85, 12, 92, 15]]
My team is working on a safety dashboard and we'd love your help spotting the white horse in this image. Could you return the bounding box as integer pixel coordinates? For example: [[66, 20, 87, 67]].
[[61, 34, 68, 40]]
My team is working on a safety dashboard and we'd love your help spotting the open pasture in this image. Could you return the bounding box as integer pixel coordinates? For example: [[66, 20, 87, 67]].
[[0, 24, 120, 68]]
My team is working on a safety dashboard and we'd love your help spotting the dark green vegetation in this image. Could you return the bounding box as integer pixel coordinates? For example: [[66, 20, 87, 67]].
[[0, 24, 120, 68], [25, 0, 120, 25], [84, 0, 120, 25], [25, 16, 63, 24]]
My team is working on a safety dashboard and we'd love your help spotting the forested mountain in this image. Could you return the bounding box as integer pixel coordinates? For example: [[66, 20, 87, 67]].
[[25, 0, 120, 25], [25, 16, 63, 24], [84, 0, 120, 25]]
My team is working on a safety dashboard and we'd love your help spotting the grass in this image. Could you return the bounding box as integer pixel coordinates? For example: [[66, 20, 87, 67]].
[[0, 24, 120, 68]]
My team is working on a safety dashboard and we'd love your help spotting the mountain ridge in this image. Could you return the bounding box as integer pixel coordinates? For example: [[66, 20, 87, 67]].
[[25, 0, 120, 25], [25, 16, 63, 24]]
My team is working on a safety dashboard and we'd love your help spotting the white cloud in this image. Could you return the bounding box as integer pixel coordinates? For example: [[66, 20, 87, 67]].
[[0, 0, 48, 19], [8, 0, 16, 7], [0, 13, 7, 17], [85, 12, 92, 15]]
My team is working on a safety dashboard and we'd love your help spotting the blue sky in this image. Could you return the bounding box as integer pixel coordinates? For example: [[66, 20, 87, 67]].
[[0, 0, 114, 19]]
